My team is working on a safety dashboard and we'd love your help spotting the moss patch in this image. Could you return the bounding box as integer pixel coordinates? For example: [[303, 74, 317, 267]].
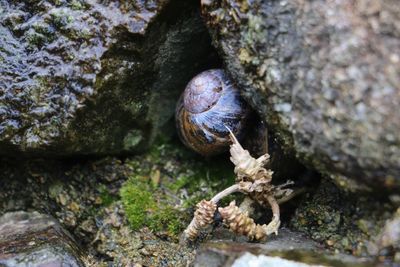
[[120, 138, 236, 238], [98, 184, 117, 207], [120, 176, 157, 230]]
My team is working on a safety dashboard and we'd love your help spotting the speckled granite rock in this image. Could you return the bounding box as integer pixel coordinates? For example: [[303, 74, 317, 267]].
[[201, 0, 400, 190], [0, 211, 83, 266], [0, 0, 214, 156]]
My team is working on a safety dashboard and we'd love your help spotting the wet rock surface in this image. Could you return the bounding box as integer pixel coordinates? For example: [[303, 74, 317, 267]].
[[201, 0, 400, 190], [0, 0, 214, 156], [0, 0, 399, 266], [193, 229, 373, 267], [0, 211, 83, 267], [0, 139, 397, 266], [0, 141, 399, 266]]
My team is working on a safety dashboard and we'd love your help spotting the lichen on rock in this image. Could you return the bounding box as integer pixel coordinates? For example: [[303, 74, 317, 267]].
[[0, 0, 214, 156], [201, 0, 400, 191]]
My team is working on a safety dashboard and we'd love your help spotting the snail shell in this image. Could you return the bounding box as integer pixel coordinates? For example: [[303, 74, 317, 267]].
[[175, 69, 251, 156]]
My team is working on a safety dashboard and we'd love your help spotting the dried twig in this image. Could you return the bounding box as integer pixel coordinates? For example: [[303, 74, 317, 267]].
[[211, 184, 240, 203], [181, 184, 240, 242], [227, 127, 270, 181], [181, 129, 296, 242]]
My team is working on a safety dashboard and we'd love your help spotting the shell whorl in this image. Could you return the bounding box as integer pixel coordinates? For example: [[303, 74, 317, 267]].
[[183, 69, 223, 113], [176, 69, 250, 156]]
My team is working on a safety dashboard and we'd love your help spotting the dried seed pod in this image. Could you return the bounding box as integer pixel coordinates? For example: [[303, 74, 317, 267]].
[[218, 201, 266, 241], [227, 128, 270, 180], [183, 200, 217, 240]]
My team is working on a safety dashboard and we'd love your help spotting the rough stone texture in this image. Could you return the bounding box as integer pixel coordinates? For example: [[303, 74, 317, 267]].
[[0, 0, 214, 156], [0, 211, 83, 266], [192, 229, 372, 267], [0, 138, 397, 265], [290, 178, 396, 258], [0, 141, 232, 266], [367, 207, 400, 259], [201, 0, 400, 190]]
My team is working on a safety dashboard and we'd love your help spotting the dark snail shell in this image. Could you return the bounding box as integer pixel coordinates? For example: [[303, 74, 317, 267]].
[[175, 69, 251, 156]]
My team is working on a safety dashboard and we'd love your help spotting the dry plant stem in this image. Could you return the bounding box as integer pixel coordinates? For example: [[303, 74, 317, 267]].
[[211, 184, 240, 203], [183, 219, 199, 242], [267, 195, 280, 220], [182, 128, 296, 242], [182, 182, 299, 241], [264, 194, 280, 235], [182, 200, 217, 242], [182, 184, 240, 242], [276, 187, 306, 205]]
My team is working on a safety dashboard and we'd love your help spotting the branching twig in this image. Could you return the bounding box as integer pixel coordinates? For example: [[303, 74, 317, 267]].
[[181, 129, 298, 242], [211, 184, 240, 203]]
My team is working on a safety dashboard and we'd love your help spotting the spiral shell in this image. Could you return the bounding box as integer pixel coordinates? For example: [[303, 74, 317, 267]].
[[175, 69, 250, 156]]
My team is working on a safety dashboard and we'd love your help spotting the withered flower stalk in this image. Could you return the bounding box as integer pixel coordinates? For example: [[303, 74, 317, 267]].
[[181, 129, 295, 242], [219, 201, 267, 241], [182, 200, 217, 241]]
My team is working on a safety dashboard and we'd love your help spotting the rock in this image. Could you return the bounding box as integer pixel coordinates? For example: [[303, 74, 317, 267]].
[[0, 211, 83, 266], [201, 0, 400, 190], [290, 178, 396, 257], [192, 229, 372, 267], [0, 0, 215, 156], [0, 142, 230, 265], [232, 253, 323, 267], [368, 208, 400, 259]]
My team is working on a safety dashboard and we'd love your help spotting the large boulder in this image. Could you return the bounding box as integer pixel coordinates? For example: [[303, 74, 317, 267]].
[[0, 0, 214, 156], [201, 0, 400, 190]]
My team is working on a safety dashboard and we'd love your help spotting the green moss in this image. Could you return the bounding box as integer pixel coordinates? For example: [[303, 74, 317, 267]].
[[50, 10, 68, 28], [69, 0, 84, 10], [99, 185, 117, 207], [120, 176, 156, 230], [166, 174, 191, 193], [120, 174, 187, 236], [148, 206, 185, 235], [120, 139, 236, 237], [26, 32, 47, 48]]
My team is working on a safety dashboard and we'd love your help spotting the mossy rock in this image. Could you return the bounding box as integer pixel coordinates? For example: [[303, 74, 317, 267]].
[[0, 0, 214, 156]]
